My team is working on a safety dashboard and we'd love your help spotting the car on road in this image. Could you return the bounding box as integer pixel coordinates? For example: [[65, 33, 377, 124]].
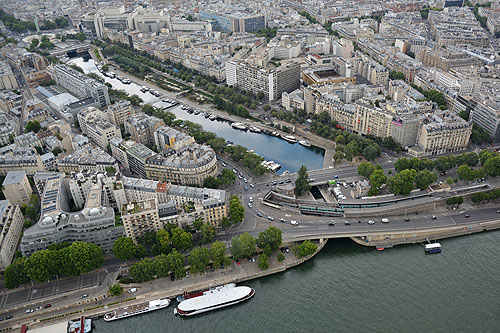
[[249, 197, 254, 202], [268, 216, 274, 221], [272, 181, 277, 185], [285, 247, 290, 253], [44, 304, 51, 308], [244, 178, 248, 183], [404, 217, 410, 222], [26, 309, 34, 314], [238, 175, 242, 179], [286, 178, 291, 183], [381, 218, 390, 223], [334, 175, 339, 179], [368, 220, 375, 225], [222, 162, 226, 167], [5, 315, 12, 320], [252, 257, 256, 262], [328, 221, 335, 226], [250, 184, 255, 188], [279, 181, 284, 184], [128, 288, 137, 293], [81, 294, 89, 299], [257, 212, 263, 217], [35, 306, 42, 311], [290, 220, 298, 225], [280, 218, 286, 223], [344, 221, 351, 225], [210, 267, 215, 272], [431, 216, 437, 220], [248, 203, 252, 208], [465, 214, 470, 218], [236, 260, 240, 266], [244, 186, 248, 191], [497, 210, 500, 214]]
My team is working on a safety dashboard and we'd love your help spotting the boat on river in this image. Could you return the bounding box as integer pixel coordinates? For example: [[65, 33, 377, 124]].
[[249, 126, 262, 133], [299, 140, 311, 147], [103, 298, 170, 322], [281, 135, 298, 144], [425, 243, 441, 254], [261, 160, 281, 172], [209, 114, 217, 121], [176, 283, 236, 303], [231, 122, 248, 131], [174, 285, 254, 317]]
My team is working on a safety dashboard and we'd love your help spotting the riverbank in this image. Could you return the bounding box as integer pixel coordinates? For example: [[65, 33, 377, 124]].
[[17, 239, 327, 331]]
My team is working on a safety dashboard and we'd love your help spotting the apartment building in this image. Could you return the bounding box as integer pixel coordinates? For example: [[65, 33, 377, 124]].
[[21, 175, 124, 255], [0, 112, 16, 146], [0, 61, 18, 90], [0, 200, 24, 270], [78, 107, 121, 150], [109, 138, 155, 178], [2, 171, 32, 206], [57, 147, 118, 173], [0, 147, 44, 176], [125, 113, 164, 146], [121, 199, 161, 244], [107, 100, 134, 127], [145, 143, 218, 186], [409, 111, 472, 157], [54, 64, 110, 108], [226, 60, 300, 101], [154, 126, 195, 152]]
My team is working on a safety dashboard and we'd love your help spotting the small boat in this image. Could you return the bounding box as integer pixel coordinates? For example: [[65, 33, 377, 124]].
[[299, 140, 311, 147], [271, 131, 280, 137], [187, 109, 194, 114], [140, 86, 149, 93], [281, 135, 297, 144], [249, 126, 262, 133], [209, 115, 217, 121], [425, 243, 441, 254], [260, 160, 281, 172], [193, 110, 200, 115], [376, 247, 384, 251], [104, 298, 170, 322], [175, 285, 254, 317], [231, 122, 248, 131], [109, 72, 116, 78], [123, 78, 131, 84]]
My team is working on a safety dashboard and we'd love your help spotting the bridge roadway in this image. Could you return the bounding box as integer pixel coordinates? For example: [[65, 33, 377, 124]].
[[224, 206, 500, 246]]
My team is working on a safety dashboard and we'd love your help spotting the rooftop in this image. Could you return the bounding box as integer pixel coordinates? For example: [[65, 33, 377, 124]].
[[2, 170, 27, 186]]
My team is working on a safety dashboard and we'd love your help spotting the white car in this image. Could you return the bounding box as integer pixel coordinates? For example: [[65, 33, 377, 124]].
[[128, 288, 137, 293], [290, 220, 298, 226], [248, 203, 252, 208], [249, 197, 254, 202], [368, 220, 375, 225], [381, 218, 390, 223]]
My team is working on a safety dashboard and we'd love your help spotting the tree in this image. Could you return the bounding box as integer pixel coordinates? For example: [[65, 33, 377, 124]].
[[63, 242, 103, 276], [130, 258, 155, 282], [153, 254, 170, 278], [263, 104, 271, 111], [358, 162, 376, 178], [483, 156, 500, 177], [219, 168, 236, 185], [333, 151, 344, 165], [4, 257, 30, 289], [193, 217, 204, 231], [277, 251, 285, 263], [394, 158, 412, 173], [25, 249, 53, 282], [25, 120, 41, 133], [201, 222, 216, 244], [231, 232, 256, 259], [109, 283, 123, 296], [256, 227, 282, 252], [368, 169, 387, 195], [362, 145, 379, 161], [188, 247, 210, 274], [135, 244, 147, 259], [389, 71, 405, 80], [171, 227, 193, 251], [113, 237, 136, 261], [415, 170, 438, 190], [388, 169, 417, 195], [155, 229, 171, 255], [203, 176, 221, 189], [446, 177, 454, 185], [295, 165, 310, 196], [457, 165, 471, 181], [258, 254, 269, 270], [168, 249, 186, 279], [228, 195, 244, 224], [335, 135, 345, 145], [296, 240, 317, 258], [210, 241, 230, 269]]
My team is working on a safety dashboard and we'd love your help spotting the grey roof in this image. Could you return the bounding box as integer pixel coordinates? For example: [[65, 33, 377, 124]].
[[2, 170, 26, 186]]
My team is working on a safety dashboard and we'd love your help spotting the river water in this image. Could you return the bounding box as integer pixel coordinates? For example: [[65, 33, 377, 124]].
[[93, 232, 500, 332], [68, 57, 325, 174]]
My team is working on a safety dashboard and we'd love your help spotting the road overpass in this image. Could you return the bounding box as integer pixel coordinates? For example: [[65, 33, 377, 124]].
[[278, 206, 500, 247]]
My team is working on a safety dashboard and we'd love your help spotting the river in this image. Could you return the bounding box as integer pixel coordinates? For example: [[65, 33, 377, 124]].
[[68, 57, 325, 174], [93, 232, 500, 332]]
